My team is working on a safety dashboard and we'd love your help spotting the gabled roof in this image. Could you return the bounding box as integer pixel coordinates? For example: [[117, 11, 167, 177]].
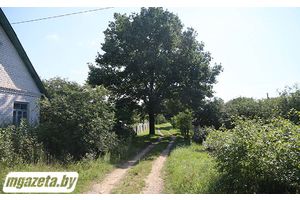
[[0, 8, 46, 95]]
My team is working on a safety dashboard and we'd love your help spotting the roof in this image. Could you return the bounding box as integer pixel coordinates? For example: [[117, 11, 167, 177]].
[[0, 8, 46, 95]]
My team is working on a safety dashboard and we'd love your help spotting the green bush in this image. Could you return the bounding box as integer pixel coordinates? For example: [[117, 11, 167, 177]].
[[278, 85, 300, 124], [0, 126, 15, 165], [39, 78, 118, 161], [195, 97, 225, 129], [172, 110, 193, 138], [170, 116, 177, 128], [155, 114, 167, 124], [205, 117, 300, 193], [224, 97, 260, 119], [0, 121, 44, 166], [223, 85, 300, 127]]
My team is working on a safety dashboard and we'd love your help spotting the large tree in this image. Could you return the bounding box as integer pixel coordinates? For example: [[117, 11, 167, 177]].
[[88, 7, 222, 135]]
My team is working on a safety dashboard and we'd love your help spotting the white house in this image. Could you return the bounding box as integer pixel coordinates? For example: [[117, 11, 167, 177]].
[[0, 8, 46, 126]]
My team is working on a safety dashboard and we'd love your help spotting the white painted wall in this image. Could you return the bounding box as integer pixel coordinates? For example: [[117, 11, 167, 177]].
[[0, 91, 40, 125], [0, 25, 41, 126]]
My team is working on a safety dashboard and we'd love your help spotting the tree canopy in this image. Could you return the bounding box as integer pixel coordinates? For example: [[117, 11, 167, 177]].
[[40, 78, 117, 160], [88, 7, 222, 135]]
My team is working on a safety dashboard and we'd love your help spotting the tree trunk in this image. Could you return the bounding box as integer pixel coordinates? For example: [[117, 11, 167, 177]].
[[149, 110, 155, 135]]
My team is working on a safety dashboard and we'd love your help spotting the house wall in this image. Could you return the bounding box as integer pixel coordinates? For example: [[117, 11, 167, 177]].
[[0, 25, 41, 126], [0, 90, 40, 125]]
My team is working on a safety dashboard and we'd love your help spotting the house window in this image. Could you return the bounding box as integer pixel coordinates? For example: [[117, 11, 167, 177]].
[[13, 102, 28, 125]]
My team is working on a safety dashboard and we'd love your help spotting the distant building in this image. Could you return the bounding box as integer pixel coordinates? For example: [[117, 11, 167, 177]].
[[0, 8, 46, 126]]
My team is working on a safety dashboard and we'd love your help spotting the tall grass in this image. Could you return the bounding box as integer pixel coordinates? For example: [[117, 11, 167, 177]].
[[164, 142, 220, 193], [0, 157, 114, 194]]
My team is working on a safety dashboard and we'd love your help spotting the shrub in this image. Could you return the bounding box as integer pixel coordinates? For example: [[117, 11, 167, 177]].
[[172, 110, 193, 138], [12, 121, 44, 164], [39, 78, 118, 161], [224, 97, 260, 119], [205, 117, 300, 193], [223, 85, 300, 127], [170, 116, 177, 128], [155, 114, 167, 124], [195, 97, 225, 129], [287, 108, 300, 125], [0, 126, 15, 165], [0, 121, 44, 166], [276, 85, 300, 125], [113, 121, 136, 140]]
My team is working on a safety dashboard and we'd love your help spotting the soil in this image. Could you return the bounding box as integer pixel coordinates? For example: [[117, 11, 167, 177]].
[[86, 137, 162, 194], [142, 136, 176, 194]]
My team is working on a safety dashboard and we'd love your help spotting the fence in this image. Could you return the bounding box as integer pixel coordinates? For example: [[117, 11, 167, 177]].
[[132, 122, 149, 135]]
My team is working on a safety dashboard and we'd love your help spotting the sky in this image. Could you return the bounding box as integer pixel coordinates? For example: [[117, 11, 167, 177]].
[[2, 7, 300, 102]]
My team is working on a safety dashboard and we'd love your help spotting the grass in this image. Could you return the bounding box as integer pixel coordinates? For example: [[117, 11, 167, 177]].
[[0, 127, 162, 194], [163, 137, 221, 194], [155, 123, 221, 194], [0, 158, 114, 194], [156, 123, 180, 136], [115, 128, 161, 163], [113, 123, 221, 194], [112, 136, 172, 194], [1, 124, 184, 194]]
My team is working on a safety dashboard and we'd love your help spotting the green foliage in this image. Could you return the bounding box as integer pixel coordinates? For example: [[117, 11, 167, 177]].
[[112, 137, 171, 194], [162, 98, 185, 119], [287, 108, 300, 125], [0, 156, 114, 194], [0, 121, 44, 166], [277, 85, 300, 124], [164, 143, 220, 193], [113, 122, 136, 141], [205, 117, 300, 193], [155, 114, 167, 124], [170, 117, 177, 128], [172, 110, 193, 138], [195, 97, 225, 129], [113, 97, 140, 126], [223, 85, 300, 127], [224, 97, 261, 119], [40, 78, 118, 161], [87, 7, 222, 135], [0, 126, 14, 165]]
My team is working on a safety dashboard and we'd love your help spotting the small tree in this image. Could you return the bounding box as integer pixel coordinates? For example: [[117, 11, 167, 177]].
[[195, 97, 225, 129], [155, 114, 167, 124], [174, 110, 193, 138], [40, 78, 118, 160]]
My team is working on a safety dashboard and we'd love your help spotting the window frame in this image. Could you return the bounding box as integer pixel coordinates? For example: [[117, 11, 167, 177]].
[[13, 101, 29, 125]]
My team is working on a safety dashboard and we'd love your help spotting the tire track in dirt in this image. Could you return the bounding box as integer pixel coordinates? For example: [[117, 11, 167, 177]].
[[142, 135, 176, 194], [86, 137, 162, 194]]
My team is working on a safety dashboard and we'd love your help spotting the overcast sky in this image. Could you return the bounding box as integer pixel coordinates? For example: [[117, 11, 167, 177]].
[[3, 7, 300, 101]]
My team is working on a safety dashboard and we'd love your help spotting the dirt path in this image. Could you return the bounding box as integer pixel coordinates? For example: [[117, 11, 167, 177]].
[[142, 136, 176, 194], [87, 137, 162, 194]]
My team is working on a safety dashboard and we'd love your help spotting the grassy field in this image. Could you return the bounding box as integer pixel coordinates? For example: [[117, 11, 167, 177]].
[[156, 123, 180, 136], [161, 123, 221, 194], [0, 157, 114, 194]]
